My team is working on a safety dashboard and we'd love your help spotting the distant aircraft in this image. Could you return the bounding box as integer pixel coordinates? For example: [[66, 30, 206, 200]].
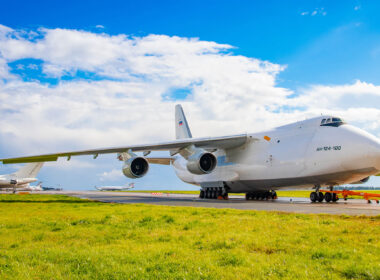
[[41, 184, 63, 191], [23, 182, 43, 191], [0, 163, 44, 191], [95, 183, 135, 191], [1, 104, 379, 202]]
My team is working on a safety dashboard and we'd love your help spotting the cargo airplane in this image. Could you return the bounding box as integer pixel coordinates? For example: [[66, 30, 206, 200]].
[[0, 163, 44, 191], [1, 105, 379, 202]]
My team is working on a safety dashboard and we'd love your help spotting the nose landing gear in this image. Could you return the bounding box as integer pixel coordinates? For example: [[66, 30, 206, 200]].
[[310, 186, 339, 203], [310, 191, 324, 202]]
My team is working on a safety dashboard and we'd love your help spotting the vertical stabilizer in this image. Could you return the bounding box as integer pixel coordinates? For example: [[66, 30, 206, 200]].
[[175, 104, 192, 139], [13, 162, 44, 178]]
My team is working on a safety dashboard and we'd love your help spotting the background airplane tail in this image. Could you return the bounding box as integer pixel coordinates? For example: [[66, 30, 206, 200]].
[[175, 104, 192, 139], [13, 162, 44, 178]]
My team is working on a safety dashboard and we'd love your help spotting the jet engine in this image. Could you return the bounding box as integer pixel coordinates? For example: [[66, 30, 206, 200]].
[[351, 176, 370, 184], [122, 157, 149, 179], [186, 151, 217, 175]]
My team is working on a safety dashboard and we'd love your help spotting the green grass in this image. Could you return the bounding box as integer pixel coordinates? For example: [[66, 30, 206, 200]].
[[0, 194, 379, 279]]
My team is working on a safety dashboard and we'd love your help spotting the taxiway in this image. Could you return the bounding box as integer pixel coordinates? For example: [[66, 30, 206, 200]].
[[43, 191, 380, 216]]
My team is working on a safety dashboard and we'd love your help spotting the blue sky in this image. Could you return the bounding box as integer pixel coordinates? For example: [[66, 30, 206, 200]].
[[0, 0, 380, 190]]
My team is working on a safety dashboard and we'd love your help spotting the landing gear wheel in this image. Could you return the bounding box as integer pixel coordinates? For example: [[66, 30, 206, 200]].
[[310, 192, 317, 202], [332, 193, 339, 202], [205, 190, 210, 199], [324, 192, 332, 202], [317, 192, 324, 202], [200, 190, 205, 199]]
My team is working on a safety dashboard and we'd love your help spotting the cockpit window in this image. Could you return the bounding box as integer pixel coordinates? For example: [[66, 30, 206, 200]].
[[320, 117, 346, 127]]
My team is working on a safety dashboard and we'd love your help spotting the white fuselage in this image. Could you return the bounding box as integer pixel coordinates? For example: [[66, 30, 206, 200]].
[[95, 186, 134, 191], [172, 117, 380, 192], [0, 175, 37, 188]]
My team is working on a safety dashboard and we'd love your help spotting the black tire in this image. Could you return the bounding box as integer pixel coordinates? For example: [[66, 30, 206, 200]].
[[324, 192, 332, 202], [218, 189, 223, 197], [317, 192, 324, 202], [310, 192, 317, 202], [332, 193, 339, 202], [200, 190, 205, 199], [245, 193, 250, 200]]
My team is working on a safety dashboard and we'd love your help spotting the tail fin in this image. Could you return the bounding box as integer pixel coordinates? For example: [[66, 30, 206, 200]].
[[13, 162, 44, 178], [175, 104, 192, 139]]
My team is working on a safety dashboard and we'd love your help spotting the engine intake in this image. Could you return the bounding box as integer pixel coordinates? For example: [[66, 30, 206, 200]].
[[186, 152, 217, 175], [122, 157, 149, 178]]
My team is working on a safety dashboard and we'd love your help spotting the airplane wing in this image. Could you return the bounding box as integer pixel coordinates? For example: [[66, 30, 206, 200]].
[[147, 157, 173, 165], [0, 134, 254, 164]]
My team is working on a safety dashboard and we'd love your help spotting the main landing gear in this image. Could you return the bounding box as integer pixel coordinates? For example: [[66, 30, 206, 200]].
[[245, 190, 277, 200], [199, 187, 228, 200], [310, 186, 339, 203]]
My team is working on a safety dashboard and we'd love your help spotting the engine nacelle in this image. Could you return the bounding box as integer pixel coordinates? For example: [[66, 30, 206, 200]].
[[351, 176, 370, 184], [186, 152, 217, 175], [122, 157, 149, 179]]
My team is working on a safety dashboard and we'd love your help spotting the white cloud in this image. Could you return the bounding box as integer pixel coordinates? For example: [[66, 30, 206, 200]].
[[0, 24, 379, 164], [44, 158, 97, 170], [98, 168, 124, 182], [0, 25, 293, 156], [95, 25, 105, 29], [301, 8, 326, 17], [354, 5, 361, 11]]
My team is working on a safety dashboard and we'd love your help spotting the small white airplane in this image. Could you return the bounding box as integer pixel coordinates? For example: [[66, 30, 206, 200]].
[[22, 182, 43, 191], [0, 163, 44, 191], [95, 183, 135, 191], [1, 105, 379, 202]]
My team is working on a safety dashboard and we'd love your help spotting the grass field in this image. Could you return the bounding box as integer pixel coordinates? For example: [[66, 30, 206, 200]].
[[0, 194, 379, 279]]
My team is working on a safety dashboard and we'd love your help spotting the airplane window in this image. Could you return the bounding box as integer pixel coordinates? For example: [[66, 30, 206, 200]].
[[320, 117, 346, 127]]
